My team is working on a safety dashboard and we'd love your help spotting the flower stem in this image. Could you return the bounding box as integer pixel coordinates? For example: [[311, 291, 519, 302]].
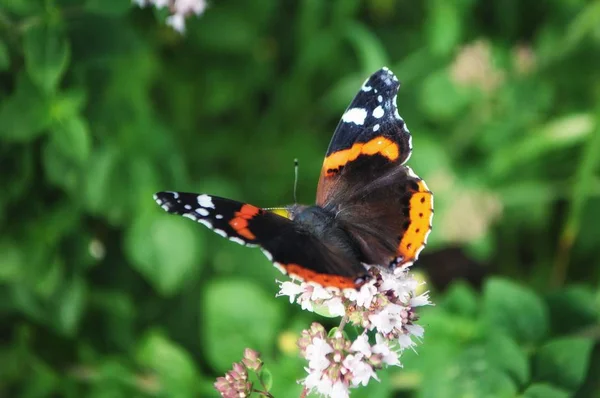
[[256, 370, 270, 394], [252, 388, 275, 398], [338, 315, 348, 331]]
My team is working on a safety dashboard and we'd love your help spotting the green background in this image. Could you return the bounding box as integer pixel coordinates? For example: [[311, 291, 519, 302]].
[[1, 0, 599, 397]]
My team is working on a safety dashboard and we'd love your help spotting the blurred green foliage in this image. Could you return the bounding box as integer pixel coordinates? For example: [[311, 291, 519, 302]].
[[1, 0, 600, 397]]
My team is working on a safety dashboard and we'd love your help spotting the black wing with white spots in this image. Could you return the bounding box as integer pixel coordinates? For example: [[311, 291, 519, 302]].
[[153, 192, 369, 289]]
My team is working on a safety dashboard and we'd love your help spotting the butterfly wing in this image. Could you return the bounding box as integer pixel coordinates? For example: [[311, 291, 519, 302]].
[[154, 192, 369, 289], [316, 67, 412, 204], [315, 68, 433, 268]]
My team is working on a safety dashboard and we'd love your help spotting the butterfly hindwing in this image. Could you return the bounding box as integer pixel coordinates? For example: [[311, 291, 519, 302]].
[[154, 192, 369, 289]]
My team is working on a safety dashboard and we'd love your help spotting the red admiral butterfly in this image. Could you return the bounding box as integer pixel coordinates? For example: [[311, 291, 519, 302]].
[[154, 68, 433, 290]]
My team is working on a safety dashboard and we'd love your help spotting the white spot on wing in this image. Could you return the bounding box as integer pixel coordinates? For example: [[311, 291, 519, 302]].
[[424, 228, 432, 243], [184, 204, 192, 210], [372, 106, 384, 119], [197, 194, 215, 208], [406, 166, 419, 179], [161, 204, 169, 211], [216, 214, 223, 219], [183, 213, 197, 221], [377, 95, 383, 103], [261, 249, 273, 262], [414, 245, 425, 259], [198, 219, 212, 228], [213, 229, 227, 237], [196, 208, 209, 216], [273, 262, 286, 275], [361, 78, 372, 91], [229, 237, 246, 245], [373, 124, 380, 132], [342, 108, 368, 125]]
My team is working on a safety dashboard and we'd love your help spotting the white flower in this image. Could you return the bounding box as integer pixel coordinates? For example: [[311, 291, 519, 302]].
[[410, 291, 431, 307], [173, 0, 207, 14], [305, 338, 333, 372], [330, 380, 350, 398], [276, 281, 304, 303], [310, 284, 333, 301], [344, 282, 376, 308], [350, 334, 372, 357], [343, 354, 377, 387], [406, 324, 424, 339], [372, 337, 400, 366], [133, 0, 208, 33], [368, 303, 404, 334], [324, 297, 346, 317], [166, 14, 186, 33], [153, 0, 169, 7], [397, 334, 416, 350]]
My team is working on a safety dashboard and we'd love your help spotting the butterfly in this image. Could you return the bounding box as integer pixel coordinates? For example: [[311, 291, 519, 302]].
[[154, 67, 433, 290]]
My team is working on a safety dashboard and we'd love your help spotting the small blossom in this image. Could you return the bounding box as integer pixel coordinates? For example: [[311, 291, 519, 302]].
[[133, 0, 208, 33], [410, 291, 431, 307], [214, 361, 252, 398], [323, 297, 345, 317], [350, 334, 371, 357], [242, 348, 262, 372], [277, 280, 304, 303], [166, 14, 186, 33]]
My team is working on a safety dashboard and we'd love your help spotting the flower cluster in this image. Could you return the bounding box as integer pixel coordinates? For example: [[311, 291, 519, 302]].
[[133, 0, 207, 33], [214, 348, 263, 398], [297, 323, 399, 397], [215, 266, 430, 397], [278, 265, 430, 349], [277, 266, 430, 397]]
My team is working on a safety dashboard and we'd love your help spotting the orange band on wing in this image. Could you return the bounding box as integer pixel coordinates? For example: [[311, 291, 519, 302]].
[[322, 136, 399, 176], [229, 204, 261, 241], [397, 180, 433, 262], [283, 264, 357, 289]]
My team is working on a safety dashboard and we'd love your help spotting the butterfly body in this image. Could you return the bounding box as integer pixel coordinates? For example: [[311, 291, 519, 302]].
[[154, 67, 433, 290]]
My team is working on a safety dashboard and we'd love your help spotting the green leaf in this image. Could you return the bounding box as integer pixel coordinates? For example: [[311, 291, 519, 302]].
[[486, 333, 530, 386], [522, 383, 570, 398], [427, 0, 462, 56], [202, 280, 283, 372], [126, 212, 204, 296], [533, 337, 594, 392], [546, 285, 600, 335], [419, 69, 473, 120], [136, 330, 200, 396], [482, 278, 549, 344], [442, 281, 479, 317], [56, 277, 86, 336], [23, 21, 70, 94], [0, 240, 24, 283], [43, 115, 91, 191], [85, 0, 132, 16], [0, 39, 9, 71], [259, 367, 273, 391], [419, 346, 518, 398], [49, 116, 91, 165], [343, 22, 389, 73], [0, 73, 51, 142]]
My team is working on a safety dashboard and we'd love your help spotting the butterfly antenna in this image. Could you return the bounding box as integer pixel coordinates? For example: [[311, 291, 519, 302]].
[[293, 158, 299, 204]]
